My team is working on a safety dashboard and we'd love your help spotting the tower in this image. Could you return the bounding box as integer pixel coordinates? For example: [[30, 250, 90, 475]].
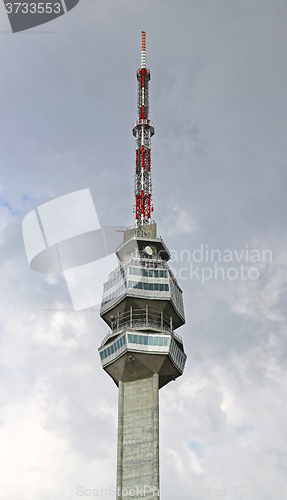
[[98, 32, 186, 500]]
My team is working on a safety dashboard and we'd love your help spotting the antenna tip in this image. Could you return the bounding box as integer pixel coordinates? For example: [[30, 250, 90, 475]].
[[141, 31, 146, 51]]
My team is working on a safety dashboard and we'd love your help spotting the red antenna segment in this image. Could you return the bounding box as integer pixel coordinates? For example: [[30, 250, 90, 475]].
[[132, 31, 154, 228]]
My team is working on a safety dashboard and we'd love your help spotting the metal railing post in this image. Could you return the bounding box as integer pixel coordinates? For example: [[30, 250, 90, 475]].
[[130, 306, 133, 327], [146, 304, 148, 327]]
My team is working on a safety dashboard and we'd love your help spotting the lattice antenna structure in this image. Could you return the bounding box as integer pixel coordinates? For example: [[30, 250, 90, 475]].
[[132, 31, 155, 228]]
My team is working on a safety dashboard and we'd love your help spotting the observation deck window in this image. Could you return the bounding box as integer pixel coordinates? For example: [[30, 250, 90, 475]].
[[127, 333, 169, 347], [128, 267, 168, 279], [100, 334, 126, 360], [127, 281, 169, 292]]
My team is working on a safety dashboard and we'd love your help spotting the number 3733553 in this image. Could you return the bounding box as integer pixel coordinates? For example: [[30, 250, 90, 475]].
[[5, 2, 61, 14]]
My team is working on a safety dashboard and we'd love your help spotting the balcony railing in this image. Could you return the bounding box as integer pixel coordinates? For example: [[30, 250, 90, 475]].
[[100, 307, 182, 346]]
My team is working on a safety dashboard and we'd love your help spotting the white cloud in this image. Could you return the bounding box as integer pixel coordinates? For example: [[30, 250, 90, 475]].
[[166, 206, 198, 236]]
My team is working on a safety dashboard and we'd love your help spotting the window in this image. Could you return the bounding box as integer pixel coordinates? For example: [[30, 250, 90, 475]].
[[133, 334, 138, 343], [127, 334, 132, 343], [139, 335, 143, 344], [164, 337, 169, 346], [148, 336, 153, 346], [154, 337, 158, 346], [154, 270, 159, 278], [148, 270, 153, 278], [160, 284, 164, 291], [144, 282, 148, 290], [100, 352, 104, 360], [148, 283, 153, 291], [143, 336, 148, 345], [128, 281, 132, 288], [154, 283, 159, 291], [138, 282, 142, 289], [165, 284, 169, 291], [159, 337, 163, 346]]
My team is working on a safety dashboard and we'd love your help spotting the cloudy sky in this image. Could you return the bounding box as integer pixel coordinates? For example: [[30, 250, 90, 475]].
[[1, 1, 287, 499]]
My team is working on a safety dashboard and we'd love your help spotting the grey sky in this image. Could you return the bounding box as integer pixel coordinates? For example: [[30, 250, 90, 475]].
[[1, 1, 287, 499]]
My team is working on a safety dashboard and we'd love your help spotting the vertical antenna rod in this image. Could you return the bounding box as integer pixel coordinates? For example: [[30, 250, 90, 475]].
[[132, 31, 155, 228]]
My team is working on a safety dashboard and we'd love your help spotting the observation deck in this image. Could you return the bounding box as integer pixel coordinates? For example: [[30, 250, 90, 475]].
[[99, 224, 186, 388], [100, 251, 184, 329]]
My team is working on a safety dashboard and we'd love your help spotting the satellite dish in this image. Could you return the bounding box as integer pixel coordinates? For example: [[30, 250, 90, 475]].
[[145, 246, 153, 256]]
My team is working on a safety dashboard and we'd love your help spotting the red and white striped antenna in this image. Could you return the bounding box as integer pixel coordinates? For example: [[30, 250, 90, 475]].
[[132, 31, 154, 228]]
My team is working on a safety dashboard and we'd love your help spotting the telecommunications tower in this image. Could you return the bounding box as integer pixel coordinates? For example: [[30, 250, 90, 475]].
[[98, 32, 186, 500]]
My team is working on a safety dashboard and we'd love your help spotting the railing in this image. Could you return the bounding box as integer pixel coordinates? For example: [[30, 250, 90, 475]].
[[132, 118, 154, 128], [100, 307, 177, 346], [124, 220, 156, 233], [100, 308, 183, 346], [106, 252, 168, 282], [173, 330, 183, 343], [100, 331, 111, 346], [115, 228, 161, 253]]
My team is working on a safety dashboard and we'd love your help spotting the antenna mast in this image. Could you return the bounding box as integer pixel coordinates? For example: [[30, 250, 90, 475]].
[[132, 31, 155, 228]]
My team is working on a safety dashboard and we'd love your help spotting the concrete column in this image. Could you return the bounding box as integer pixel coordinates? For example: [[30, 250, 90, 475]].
[[116, 381, 124, 500], [116, 376, 160, 500], [153, 373, 159, 497]]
